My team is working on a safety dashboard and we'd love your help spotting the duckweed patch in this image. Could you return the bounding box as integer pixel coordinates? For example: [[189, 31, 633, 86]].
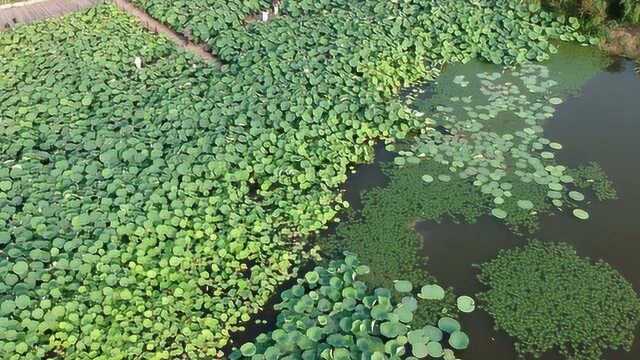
[[230, 254, 474, 360], [477, 241, 640, 360]]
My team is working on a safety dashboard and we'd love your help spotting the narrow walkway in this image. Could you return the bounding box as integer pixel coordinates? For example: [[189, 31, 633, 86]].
[[112, 0, 219, 65], [0, 0, 99, 29]]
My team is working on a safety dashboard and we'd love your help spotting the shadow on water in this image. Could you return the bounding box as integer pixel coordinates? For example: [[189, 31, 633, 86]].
[[416, 58, 640, 359]]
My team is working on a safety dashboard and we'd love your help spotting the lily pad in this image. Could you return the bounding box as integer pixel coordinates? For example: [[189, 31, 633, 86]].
[[437, 317, 461, 333], [517, 200, 534, 210], [573, 209, 590, 220], [456, 296, 475, 313], [240, 343, 256, 357], [549, 97, 563, 105], [568, 191, 585, 201], [426, 341, 444, 357], [423, 325, 443, 342], [394, 280, 413, 293], [491, 208, 507, 219], [422, 175, 434, 183], [448, 331, 470, 350], [418, 285, 445, 300]]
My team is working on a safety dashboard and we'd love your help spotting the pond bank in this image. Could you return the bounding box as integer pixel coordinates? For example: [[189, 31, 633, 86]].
[[602, 25, 640, 59]]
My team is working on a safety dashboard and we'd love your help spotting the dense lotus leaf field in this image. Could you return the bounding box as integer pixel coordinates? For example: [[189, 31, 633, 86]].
[[0, 0, 592, 359], [128, 0, 271, 50]]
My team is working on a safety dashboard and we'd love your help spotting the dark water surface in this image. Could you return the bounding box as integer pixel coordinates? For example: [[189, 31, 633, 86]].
[[418, 59, 640, 359]]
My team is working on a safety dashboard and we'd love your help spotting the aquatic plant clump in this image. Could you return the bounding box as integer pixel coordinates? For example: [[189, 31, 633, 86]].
[[0, 1, 595, 358], [230, 254, 473, 360], [477, 241, 640, 360], [568, 162, 618, 201]]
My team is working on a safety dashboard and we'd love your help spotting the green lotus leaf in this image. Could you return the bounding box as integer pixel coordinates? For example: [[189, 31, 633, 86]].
[[422, 325, 443, 342], [305, 271, 320, 284], [12, 261, 29, 277], [407, 329, 428, 345], [549, 97, 563, 105], [393, 280, 413, 293], [491, 208, 507, 219], [333, 348, 351, 360], [412, 342, 429, 358], [456, 295, 475, 313], [394, 305, 414, 323], [573, 208, 590, 220], [240, 343, 256, 357], [418, 285, 445, 300], [568, 191, 585, 201], [426, 341, 444, 357], [402, 296, 418, 312], [380, 321, 406, 338], [437, 317, 461, 333], [443, 349, 456, 360], [449, 331, 470, 350], [517, 200, 534, 210]]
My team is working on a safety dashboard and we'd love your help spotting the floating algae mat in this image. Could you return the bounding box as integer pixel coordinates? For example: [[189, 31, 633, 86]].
[[319, 46, 640, 360]]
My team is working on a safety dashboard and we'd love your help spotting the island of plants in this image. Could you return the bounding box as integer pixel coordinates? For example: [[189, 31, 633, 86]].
[[477, 241, 640, 360]]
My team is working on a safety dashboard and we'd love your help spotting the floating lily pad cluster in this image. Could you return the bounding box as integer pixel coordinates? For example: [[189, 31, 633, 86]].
[[231, 254, 474, 359], [396, 62, 600, 224], [0, 1, 592, 358], [477, 241, 640, 360]]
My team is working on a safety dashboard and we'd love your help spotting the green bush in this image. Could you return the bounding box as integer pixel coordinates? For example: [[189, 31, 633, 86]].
[[477, 241, 640, 359]]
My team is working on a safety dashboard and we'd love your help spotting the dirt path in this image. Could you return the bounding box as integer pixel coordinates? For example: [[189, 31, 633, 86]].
[[111, 0, 219, 65], [0, 0, 99, 29]]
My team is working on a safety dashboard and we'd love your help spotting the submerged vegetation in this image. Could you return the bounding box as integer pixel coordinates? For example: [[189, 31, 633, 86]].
[[0, 0, 597, 358], [230, 254, 473, 360], [477, 241, 640, 360]]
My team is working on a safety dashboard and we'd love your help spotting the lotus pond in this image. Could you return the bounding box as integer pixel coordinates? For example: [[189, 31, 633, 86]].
[[229, 44, 640, 359]]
